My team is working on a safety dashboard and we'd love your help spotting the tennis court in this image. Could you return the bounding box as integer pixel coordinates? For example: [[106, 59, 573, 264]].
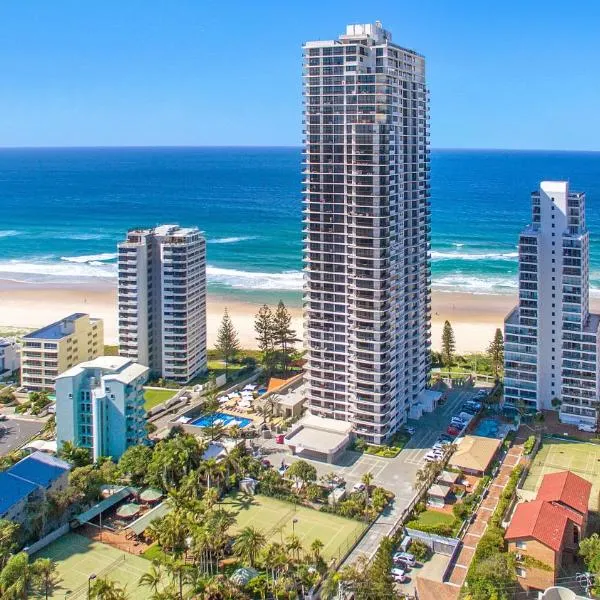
[[34, 532, 154, 599], [222, 493, 366, 562], [522, 438, 600, 510]]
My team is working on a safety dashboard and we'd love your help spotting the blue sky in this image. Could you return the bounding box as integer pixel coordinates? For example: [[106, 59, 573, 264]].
[[1, 0, 598, 149]]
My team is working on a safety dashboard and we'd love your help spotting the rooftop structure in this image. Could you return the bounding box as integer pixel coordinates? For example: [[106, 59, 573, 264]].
[[0, 337, 20, 378], [118, 224, 207, 384], [504, 182, 600, 428], [536, 470, 592, 515], [448, 435, 502, 475], [0, 451, 70, 521], [56, 356, 149, 461], [302, 22, 431, 445], [20, 313, 103, 391]]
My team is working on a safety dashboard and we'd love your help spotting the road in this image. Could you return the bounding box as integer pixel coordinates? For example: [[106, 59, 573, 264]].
[[0, 415, 45, 456]]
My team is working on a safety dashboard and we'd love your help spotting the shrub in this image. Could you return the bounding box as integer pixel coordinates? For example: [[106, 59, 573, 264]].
[[409, 539, 430, 562], [523, 435, 536, 455], [405, 520, 457, 537], [452, 501, 471, 521]]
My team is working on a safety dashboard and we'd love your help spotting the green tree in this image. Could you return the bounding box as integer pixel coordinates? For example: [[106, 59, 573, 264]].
[[254, 304, 276, 373], [118, 445, 153, 486], [233, 526, 266, 567], [31, 558, 59, 600], [579, 533, 600, 595], [139, 562, 163, 595], [58, 440, 91, 467], [310, 538, 324, 564], [487, 328, 504, 379], [366, 537, 395, 599], [441, 320, 456, 370], [272, 300, 298, 376], [89, 577, 129, 600], [0, 552, 35, 600], [286, 460, 317, 490], [147, 434, 206, 489], [215, 308, 240, 377], [466, 551, 516, 600], [0, 519, 20, 570]]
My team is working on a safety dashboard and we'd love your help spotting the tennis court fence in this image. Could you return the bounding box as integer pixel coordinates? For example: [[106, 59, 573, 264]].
[[67, 554, 126, 599]]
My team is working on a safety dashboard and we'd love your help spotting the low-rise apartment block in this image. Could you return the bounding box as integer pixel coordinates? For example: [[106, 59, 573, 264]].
[[20, 313, 104, 391], [0, 337, 20, 379], [55, 356, 149, 461], [505, 471, 591, 591]]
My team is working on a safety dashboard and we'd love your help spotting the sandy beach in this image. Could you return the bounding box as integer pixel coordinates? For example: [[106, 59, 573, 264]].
[[0, 278, 545, 354]]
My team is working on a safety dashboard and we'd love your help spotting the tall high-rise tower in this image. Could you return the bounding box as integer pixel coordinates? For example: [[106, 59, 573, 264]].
[[302, 22, 431, 444], [505, 182, 599, 429], [118, 225, 207, 384]]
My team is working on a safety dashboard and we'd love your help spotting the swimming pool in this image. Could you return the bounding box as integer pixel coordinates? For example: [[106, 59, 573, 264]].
[[190, 411, 252, 429], [474, 417, 501, 438]]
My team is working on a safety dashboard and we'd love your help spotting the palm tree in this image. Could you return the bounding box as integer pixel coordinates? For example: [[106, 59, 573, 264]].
[[310, 538, 324, 564], [162, 556, 190, 600], [139, 562, 162, 595], [89, 578, 129, 600], [285, 533, 303, 563], [199, 458, 225, 491], [361, 471, 374, 499], [233, 526, 266, 567], [0, 551, 34, 599], [31, 558, 59, 600], [247, 574, 270, 600]]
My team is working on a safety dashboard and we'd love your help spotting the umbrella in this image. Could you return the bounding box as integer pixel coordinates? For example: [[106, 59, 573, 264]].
[[116, 503, 141, 519], [139, 488, 163, 504]]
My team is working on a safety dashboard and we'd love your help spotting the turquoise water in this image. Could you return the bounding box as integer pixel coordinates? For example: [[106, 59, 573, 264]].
[[1, 147, 600, 305], [191, 412, 251, 428], [474, 417, 501, 438]]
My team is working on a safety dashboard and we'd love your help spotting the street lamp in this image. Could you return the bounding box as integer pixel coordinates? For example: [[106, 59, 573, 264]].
[[87, 573, 96, 599], [292, 517, 298, 535]]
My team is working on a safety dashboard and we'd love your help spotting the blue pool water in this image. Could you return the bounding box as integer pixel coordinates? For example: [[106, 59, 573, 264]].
[[191, 412, 252, 429], [474, 417, 501, 438]]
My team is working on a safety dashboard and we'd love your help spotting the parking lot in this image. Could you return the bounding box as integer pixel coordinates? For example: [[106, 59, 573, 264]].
[[255, 383, 485, 565], [0, 415, 45, 456]]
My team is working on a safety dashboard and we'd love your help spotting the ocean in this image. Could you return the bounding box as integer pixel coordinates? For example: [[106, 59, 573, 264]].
[[1, 147, 600, 305]]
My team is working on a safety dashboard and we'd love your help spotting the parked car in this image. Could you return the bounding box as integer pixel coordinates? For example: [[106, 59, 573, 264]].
[[352, 482, 366, 493], [577, 422, 597, 433], [459, 412, 473, 423], [461, 406, 478, 416], [278, 463, 290, 475], [393, 552, 416, 567], [447, 425, 460, 436], [390, 568, 406, 583], [261, 459, 271, 468], [424, 453, 439, 462], [403, 426, 416, 436], [0, 415, 7, 422], [450, 418, 465, 428], [440, 433, 454, 443]]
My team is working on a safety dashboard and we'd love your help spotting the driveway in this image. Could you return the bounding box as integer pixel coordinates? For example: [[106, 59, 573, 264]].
[[0, 416, 45, 456]]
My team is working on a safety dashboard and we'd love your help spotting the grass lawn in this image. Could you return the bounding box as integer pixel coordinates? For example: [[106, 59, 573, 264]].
[[221, 492, 366, 562], [33, 532, 157, 599], [143, 388, 177, 411], [523, 437, 600, 510], [411, 510, 456, 528]]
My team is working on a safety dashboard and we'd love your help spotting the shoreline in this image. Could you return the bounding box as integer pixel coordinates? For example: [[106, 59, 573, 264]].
[[2, 278, 594, 354]]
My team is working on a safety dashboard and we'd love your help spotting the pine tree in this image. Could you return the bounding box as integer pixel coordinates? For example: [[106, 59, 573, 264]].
[[254, 304, 275, 373], [488, 328, 504, 379], [215, 308, 240, 376], [441, 320, 455, 371], [272, 300, 298, 376], [366, 537, 395, 599]]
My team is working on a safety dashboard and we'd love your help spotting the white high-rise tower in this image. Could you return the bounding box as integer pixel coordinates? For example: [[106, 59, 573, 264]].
[[302, 23, 431, 444], [118, 225, 207, 384], [505, 182, 600, 428]]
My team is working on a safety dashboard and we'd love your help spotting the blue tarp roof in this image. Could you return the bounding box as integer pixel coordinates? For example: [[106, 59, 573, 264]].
[[0, 452, 70, 517], [0, 472, 38, 515], [9, 452, 70, 487]]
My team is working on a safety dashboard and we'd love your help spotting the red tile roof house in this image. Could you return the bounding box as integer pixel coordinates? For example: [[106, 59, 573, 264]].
[[505, 471, 592, 591]]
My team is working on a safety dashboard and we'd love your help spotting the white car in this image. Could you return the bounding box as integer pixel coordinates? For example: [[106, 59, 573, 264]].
[[577, 423, 597, 433], [391, 567, 406, 583], [393, 552, 416, 567], [352, 482, 366, 493]]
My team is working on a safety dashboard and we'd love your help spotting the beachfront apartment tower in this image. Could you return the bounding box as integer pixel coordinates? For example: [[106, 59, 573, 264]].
[[302, 22, 431, 444], [504, 181, 600, 429], [55, 356, 149, 461], [20, 313, 104, 391], [118, 225, 207, 384]]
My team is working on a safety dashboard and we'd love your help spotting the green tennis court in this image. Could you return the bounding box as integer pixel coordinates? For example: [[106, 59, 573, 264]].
[[522, 438, 600, 510], [222, 493, 366, 562], [34, 533, 154, 599]]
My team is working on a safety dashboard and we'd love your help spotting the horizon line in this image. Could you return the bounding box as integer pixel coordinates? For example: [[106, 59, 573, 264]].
[[0, 144, 599, 153]]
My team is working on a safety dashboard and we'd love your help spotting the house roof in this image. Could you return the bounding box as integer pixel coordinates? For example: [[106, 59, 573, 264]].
[[505, 500, 574, 552], [449, 435, 502, 473], [437, 470, 461, 484], [0, 452, 70, 516], [537, 471, 592, 515], [428, 483, 452, 498]]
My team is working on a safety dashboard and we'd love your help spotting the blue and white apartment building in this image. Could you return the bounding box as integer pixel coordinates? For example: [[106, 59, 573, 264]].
[[55, 356, 149, 461], [504, 181, 600, 428]]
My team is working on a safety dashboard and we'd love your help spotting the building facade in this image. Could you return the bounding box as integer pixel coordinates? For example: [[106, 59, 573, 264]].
[[504, 182, 600, 428], [20, 313, 104, 391], [0, 338, 20, 379], [118, 225, 207, 384], [302, 22, 431, 444], [55, 356, 149, 461]]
